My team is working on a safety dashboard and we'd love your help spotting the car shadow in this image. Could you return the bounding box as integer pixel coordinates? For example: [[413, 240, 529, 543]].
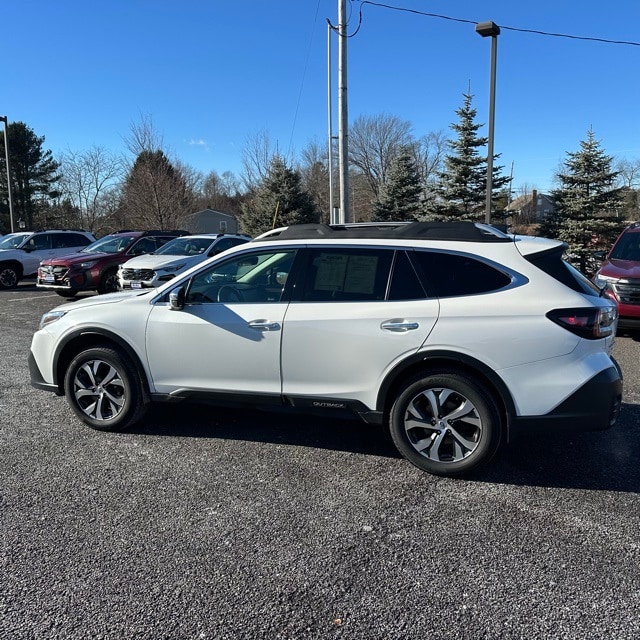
[[130, 401, 640, 493]]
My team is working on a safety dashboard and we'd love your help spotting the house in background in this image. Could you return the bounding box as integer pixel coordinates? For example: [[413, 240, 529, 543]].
[[181, 208, 238, 234], [506, 190, 556, 223]]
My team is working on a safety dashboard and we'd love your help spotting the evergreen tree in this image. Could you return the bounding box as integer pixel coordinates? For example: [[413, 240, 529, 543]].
[[430, 92, 508, 221], [240, 155, 320, 237], [0, 122, 61, 231], [546, 129, 624, 274], [372, 148, 423, 222]]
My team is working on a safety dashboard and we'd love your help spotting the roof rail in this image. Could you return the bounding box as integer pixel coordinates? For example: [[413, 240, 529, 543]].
[[253, 221, 512, 243]]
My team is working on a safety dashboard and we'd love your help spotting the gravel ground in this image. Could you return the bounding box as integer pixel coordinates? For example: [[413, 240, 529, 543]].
[[2, 283, 640, 639]]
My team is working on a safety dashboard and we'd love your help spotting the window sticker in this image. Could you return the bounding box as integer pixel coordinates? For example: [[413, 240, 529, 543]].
[[314, 253, 378, 294]]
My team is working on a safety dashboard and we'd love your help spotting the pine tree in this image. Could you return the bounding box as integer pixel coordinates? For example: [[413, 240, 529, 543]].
[[372, 148, 423, 222], [430, 92, 508, 221], [547, 129, 624, 274], [0, 122, 61, 231], [240, 155, 320, 237]]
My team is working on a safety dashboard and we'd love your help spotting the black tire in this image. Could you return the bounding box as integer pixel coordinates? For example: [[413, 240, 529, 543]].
[[56, 290, 77, 298], [0, 264, 19, 289], [97, 269, 119, 294], [64, 345, 147, 431], [388, 372, 502, 477]]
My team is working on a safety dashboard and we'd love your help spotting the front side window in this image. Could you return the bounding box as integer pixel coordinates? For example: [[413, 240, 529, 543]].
[[297, 248, 393, 302], [26, 234, 51, 251], [185, 249, 297, 304]]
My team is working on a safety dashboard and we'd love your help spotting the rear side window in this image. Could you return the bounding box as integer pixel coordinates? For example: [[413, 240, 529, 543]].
[[299, 248, 393, 302], [54, 233, 91, 248], [411, 250, 511, 298]]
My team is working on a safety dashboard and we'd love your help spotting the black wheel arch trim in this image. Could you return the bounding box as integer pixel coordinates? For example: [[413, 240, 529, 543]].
[[51, 327, 150, 396], [377, 349, 517, 423]]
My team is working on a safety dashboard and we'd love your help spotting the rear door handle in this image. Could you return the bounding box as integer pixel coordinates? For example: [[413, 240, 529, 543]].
[[381, 320, 419, 332]]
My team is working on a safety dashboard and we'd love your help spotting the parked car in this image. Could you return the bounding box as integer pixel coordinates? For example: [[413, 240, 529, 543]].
[[593, 222, 640, 329], [29, 221, 622, 477], [36, 229, 187, 297], [118, 233, 250, 290], [0, 229, 96, 289]]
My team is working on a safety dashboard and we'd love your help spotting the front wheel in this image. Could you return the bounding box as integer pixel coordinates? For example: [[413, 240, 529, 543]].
[[98, 269, 119, 294], [388, 372, 502, 477], [0, 264, 19, 289], [64, 345, 147, 431]]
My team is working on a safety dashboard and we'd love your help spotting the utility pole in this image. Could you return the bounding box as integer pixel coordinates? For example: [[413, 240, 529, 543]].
[[338, 0, 350, 223], [0, 115, 15, 233], [327, 20, 335, 224]]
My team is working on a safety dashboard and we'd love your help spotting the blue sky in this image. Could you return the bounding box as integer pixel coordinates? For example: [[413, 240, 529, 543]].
[[4, 0, 640, 195]]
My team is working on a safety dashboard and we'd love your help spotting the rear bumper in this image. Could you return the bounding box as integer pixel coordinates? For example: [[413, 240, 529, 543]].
[[510, 363, 623, 438]]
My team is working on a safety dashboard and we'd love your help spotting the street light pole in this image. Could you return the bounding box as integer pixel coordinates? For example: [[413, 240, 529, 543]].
[[475, 21, 500, 225], [337, 0, 350, 223], [0, 115, 15, 233]]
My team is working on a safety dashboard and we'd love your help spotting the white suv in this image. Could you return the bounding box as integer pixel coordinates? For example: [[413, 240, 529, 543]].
[[0, 229, 95, 289], [117, 233, 250, 289], [29, 222, 622, 476]]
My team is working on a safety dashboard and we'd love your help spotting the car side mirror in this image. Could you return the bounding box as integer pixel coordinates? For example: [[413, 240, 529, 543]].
[[592, 250, 607, 261], [169, 286, 185, 310]]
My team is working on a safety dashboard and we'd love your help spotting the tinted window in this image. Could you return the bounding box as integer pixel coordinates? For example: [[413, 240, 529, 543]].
[[130, 237, 161, 255], [411, 250, 511, 298], [53, 233, 90, 248], [299, 248, 393, 302], [27, 234, 52, 251], [388, 250, 427, 300]]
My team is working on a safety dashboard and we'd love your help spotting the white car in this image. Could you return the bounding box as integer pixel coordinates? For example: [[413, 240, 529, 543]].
[[0, 229, 95, 289], [117, 233, 250, 289], [29, 222, 622, 477]]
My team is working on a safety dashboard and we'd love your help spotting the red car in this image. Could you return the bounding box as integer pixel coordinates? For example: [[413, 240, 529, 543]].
[[37, 230, 187, 297], [593, 222, 640, 329]]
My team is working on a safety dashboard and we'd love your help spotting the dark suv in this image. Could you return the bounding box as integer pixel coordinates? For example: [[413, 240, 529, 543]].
[[37, 230, 187, 297], [593, 222, 640, 329]]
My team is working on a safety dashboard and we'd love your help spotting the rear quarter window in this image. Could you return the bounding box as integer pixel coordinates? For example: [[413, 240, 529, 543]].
[[411, 250, 512, 298]]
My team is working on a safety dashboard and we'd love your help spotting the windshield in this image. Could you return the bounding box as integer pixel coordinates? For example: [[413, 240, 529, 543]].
[[609, 232, 640, 261], [156, 236, 215, 256], [0, 233, 30, 250], [82, 235, 136, 254]]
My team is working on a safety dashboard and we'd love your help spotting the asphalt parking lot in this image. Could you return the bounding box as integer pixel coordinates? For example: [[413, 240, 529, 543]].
[[2, 281, 640, 639]]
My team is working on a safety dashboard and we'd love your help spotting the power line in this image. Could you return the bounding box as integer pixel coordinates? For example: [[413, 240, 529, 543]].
[[353, 0, 640, 47]]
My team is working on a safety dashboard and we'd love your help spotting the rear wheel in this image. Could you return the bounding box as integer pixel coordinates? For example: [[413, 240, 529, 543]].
[[0, 264, 19, 289], [64, 345, 147, 431], [389, 372, 502, 476], [98, 269, 119, 294]]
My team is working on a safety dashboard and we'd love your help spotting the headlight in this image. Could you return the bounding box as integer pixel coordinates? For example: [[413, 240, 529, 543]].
[[593, 274, 618, 289], [39, 310, 67, 329], [79, 260, 98, 269]]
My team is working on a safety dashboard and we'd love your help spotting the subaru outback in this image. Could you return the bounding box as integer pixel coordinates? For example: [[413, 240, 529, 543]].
[[37, 229, 187, 297], [29, 222, 622, 476]]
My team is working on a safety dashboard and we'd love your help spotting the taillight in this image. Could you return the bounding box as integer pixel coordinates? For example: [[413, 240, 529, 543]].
[[546, 307, 617, 339]]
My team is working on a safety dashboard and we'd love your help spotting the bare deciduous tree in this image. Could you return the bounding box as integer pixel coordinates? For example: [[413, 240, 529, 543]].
[[241, 129, 278, 191], [59, 146, 124, 232], [348, 114, 414, 199]]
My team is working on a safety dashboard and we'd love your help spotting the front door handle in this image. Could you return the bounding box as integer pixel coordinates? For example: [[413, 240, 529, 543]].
[[381, 320, 419, 332], [248, 320, 281, 331]]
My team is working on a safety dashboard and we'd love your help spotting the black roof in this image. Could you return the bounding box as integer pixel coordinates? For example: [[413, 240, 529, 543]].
[[254, 222, 512, 243]]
